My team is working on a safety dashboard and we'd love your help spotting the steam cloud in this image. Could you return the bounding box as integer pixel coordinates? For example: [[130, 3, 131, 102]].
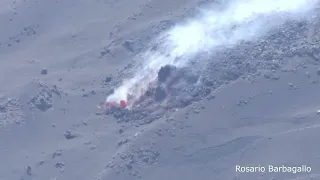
[[106, 0, 319, 108]]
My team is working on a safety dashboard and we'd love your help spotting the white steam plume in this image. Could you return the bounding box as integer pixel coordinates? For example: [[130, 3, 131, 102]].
[[107, 0, 319, 108]]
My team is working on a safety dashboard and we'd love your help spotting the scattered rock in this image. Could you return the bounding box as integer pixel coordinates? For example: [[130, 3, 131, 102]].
[[288, 82, 298, 90], [271, 74, 280, 80], [104, 76, 113, 83], [28, 82, 62, 111], [26, 165, 32, 175], [64, 130, 77, 140], [132, 142, 160, 166], [82, 90, 96, 97], [118, 128, 124, 134], [52, 150, 63, 158], [36, 98, 52, 111], [37, 160, 44, 166], [206, 94, 216, 100], [41, 68, 48, 75], [55, 162, 65, 168], [154, 129, 163, 136], [118, 138, 130, 147], [84, 141, 92, 145], [193, 109, 200, 114], [107, 141, 160, 177], [122, 40, 135, 52], [24, 26, 36, 36], [237, 100, 249, 106], [100, 47, 111, 57], [263, 71, 280, 80], [0, 98, 25, 126]]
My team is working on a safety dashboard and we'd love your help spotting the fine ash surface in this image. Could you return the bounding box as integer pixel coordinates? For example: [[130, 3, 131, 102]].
[[1, 0, 320, 180]]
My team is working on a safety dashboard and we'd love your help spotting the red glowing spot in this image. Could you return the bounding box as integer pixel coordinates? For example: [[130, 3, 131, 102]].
[[120, 100, 127, 109]]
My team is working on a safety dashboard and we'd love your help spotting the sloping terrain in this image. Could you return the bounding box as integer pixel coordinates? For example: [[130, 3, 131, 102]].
[[1, 0, 320, 180]]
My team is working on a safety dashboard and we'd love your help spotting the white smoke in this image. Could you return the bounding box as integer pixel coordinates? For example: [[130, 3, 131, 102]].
[[106, 0, 319, 108]]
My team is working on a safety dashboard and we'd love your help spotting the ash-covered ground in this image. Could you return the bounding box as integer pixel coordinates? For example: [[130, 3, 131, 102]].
[[1, 0, 320, 180]]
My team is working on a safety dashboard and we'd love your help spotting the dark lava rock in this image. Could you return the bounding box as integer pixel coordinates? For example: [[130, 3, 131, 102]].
[[108, 108, 130, 119], [158, 65, 176, 83]]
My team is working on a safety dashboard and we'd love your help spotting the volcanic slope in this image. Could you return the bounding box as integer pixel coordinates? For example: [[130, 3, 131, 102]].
[[1, 0, 320, 180]]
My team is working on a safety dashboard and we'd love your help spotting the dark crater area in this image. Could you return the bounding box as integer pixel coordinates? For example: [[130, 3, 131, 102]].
[[106, 16, 320, 126]]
